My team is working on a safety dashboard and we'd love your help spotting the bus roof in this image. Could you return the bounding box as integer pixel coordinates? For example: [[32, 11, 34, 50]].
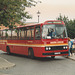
[[17, 23, 42, 29], [17, 20, 65, 28], [43, 20, 65, 25]]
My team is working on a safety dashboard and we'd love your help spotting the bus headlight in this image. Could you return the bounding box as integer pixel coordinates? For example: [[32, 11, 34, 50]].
[[66, 46, 67, 49], [63, 46, 67, 49], [63, 46, 66, 49], [49, 47, 51, 50], [45, 47, 51, 51], [46, 47, 48, 50]]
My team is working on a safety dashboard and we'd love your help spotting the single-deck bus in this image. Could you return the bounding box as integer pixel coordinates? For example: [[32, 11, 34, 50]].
[[0, 20, 68, 58]]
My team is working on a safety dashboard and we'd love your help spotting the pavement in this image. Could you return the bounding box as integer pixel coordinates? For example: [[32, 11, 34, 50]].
[[0, 50, 16, 75], [68, 54, 75, 60], [0, 50, 16, 70], [0, 73, 11, 75], [0, 57, 15, 69]]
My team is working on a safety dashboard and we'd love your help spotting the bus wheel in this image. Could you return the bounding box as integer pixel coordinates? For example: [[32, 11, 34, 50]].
[[6, 46, 11, 55], [28, 49, 34, 59], [51, 56, 55, 59]]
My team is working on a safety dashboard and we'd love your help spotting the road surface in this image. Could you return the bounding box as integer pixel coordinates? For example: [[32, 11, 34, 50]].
[[0, 52, 75, 75]]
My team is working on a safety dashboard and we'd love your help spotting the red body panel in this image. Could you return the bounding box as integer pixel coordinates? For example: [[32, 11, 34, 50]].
[[0, 38, 68, 57]]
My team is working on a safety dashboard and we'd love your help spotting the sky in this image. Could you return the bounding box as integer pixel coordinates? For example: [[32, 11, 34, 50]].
[[25, 0, 75, 23]]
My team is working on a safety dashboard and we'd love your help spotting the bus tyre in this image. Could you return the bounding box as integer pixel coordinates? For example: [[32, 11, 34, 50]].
[[6, 47, 11, 55], [51, 56, 55, 59], [28, 49, 34, 59]]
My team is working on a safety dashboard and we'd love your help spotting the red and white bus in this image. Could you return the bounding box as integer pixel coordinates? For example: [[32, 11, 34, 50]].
[[0, 20, 68, 58]]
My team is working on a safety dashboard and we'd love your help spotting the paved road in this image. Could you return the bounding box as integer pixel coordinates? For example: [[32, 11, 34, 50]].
[[0, 52, 75, 75]]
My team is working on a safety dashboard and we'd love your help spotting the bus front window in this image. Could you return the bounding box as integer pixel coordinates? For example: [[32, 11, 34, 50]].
[[56, 25, 67, 38], [42, 25, 55, 39], [42, 24, 67, 39]]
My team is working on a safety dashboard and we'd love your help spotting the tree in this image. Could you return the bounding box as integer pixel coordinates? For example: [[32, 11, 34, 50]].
[[0, 0, 38, 29], [56, 13, 69, 24]]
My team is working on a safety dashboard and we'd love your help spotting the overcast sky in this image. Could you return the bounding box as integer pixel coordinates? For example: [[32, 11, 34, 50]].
[[26, 0, 75, 23]]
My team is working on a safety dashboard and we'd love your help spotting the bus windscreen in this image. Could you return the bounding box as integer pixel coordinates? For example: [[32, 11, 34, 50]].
[[42, 24, 68, 39]]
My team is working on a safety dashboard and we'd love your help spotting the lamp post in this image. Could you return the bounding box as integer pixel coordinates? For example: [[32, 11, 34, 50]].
[[37, 11, 41, 23]]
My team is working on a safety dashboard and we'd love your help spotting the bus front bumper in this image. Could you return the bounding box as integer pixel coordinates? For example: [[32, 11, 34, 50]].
[[40, 51, 68, 57]]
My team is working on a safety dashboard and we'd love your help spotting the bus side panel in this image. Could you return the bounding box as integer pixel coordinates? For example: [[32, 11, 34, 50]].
[[2, 44, 6, 52], [7, 40, 28, 55], [0, 44, 3, 51], [0, 43, 6, 52], [14, 46, 28, 55], [7, 45, 28, 55], [8, 45, 13, 53], [30, 40, 44, 57], [33, 47, 45, 57]]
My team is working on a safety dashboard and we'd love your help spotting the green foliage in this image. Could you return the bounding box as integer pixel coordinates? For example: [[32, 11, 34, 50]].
[[56, 14, 75, 39], [0, 0, 37, 28]]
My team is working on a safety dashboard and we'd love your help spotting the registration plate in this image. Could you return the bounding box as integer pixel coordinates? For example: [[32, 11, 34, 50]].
[[55, 52, 60, 54]]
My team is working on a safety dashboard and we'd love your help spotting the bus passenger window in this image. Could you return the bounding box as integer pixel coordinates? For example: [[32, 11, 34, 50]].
[[27, 28, 31, 39], [3, 30, 6, 39], [24, 30, 27, 39], [26, 27, 34, 40], [31, 28, 34, 39], [19, 29, 21, 39], [6, 30, 12, 39], [21, 28, 25, 39], [12, 29, 18, 39], [35, 26, 41, 39], [0, 31, 3, 39]]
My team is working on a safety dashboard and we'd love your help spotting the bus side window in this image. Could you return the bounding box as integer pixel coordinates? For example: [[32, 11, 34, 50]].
[[3, 30, 6, 39], [20, 28, 25, 39], [6, 30, 12, 39], [19, 29, 21, 39], [24, 29, 27, 39], [35, 26, 41, 39], [26, 27, 34, 40], [0, 31, 3, 39], [27, 27, 31, 39], [19, 28, 26, 39], [31, 28, 34, 39], [12, 29, 18, 39]]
